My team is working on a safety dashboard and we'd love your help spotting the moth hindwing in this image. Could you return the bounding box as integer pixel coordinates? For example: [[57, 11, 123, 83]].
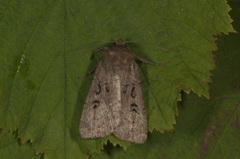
[[80, 39, 163, 144]]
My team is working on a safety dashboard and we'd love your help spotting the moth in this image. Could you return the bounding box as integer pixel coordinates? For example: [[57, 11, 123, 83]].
[[79, 39, 166, 143]]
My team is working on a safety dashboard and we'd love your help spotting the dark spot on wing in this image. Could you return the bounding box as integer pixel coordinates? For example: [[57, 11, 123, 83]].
[[92, 100, 100, 109], [95, 82, 101, 94], [132, 108, 137, 113], [130, 103, 139, 114], [131, 86, 136, 98], [131, 103, 138, 108], [123, 84, 129, 93], [105, 83, 109, 92]]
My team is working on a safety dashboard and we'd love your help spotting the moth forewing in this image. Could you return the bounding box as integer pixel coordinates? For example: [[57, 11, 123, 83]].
[[80, 39, 165, 143], [113, 61, 147, 143], [79, 60, 116, 138]]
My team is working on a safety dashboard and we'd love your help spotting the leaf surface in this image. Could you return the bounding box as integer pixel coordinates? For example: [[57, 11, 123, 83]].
[[0, 0, 235, 158]]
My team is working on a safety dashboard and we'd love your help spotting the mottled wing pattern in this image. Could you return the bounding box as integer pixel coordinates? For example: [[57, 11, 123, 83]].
[[80, 60, 117, 138], [114, 61, 147, 143]]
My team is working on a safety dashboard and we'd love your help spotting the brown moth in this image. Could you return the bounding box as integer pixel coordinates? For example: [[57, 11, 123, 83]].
[[79, 39, 166, 143]]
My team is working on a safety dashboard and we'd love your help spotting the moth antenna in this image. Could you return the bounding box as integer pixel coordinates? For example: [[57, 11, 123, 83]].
[[78, 69, 95, 78], [69, 41, 115, 55], [91, 47, 109, 59], [136, 55, 168, 66], [125, 41, 168, 51]]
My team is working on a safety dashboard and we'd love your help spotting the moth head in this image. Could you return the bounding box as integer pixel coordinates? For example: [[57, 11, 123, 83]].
[[115, 39, 126, 46]]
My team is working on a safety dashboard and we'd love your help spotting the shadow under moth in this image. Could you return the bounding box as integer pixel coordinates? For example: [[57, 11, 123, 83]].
[[79, 39, 166, 144]]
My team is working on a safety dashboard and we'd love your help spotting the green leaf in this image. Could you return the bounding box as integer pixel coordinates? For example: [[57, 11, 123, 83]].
[[0, 0, 235, 158], [0, 131, 42, 159]]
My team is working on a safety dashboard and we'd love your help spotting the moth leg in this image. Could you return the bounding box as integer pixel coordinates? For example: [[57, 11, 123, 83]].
[[91, 47, 109, 59], [78, 69, 95, 78], [136, 55, 168, 66]]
